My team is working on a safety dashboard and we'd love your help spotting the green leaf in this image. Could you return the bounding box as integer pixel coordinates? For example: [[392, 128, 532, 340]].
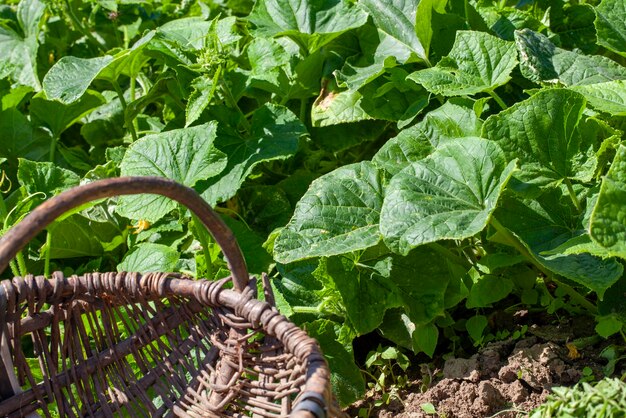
[[359, 0, 441, 63], [30, 90, 106, 137], [570, 81, 626, 116], [372, 126, 433, 176], [0, 108, 50, 165], [117, 243, 179, 273], [408, 31, 517, 96], [17, 159, 79, 196], [390, 247, 462, 325], [0, 0, 45, 89], [540, 234, 617, 259], [201, 104, 306, 205], [466, 315, 488, 344], [595, 315, 623, 338], [322, 256, 394, 335], [273, 259, 325, 317], [482, 89, 600, 187], [595, 0, 626, 57], [155, 17, 213, 51], [46, 214, 118, 259], [43, 56, 115, 104], [248, 0, 368, 53], [274, 161, 384, 263], [80, 91, 125, 147], [414, 0, 448, 62], [334, 23, 401, 90], [466, 272, 514, 308], [413, 322, 438, 357], [421, 403, 437, 414], [494, 193, 623, 298], [118, 122, 227, 222], [222, 217, 273, 276], [373, 101, 482, 175], [381, 138, 516, 255], [311, 87, 372, 127], [515, 29, 626, 86], [589, 145, 626, 260], [358, 68, 429, 124], [245, 37, 292, 96], [304, 320, 365, 406], [185, 75, 215, 127]]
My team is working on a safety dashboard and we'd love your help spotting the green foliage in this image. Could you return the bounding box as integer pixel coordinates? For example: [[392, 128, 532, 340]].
[[1, 0, 626, 408], [530, 378, 626, 418], [359, 345, 410, 415]]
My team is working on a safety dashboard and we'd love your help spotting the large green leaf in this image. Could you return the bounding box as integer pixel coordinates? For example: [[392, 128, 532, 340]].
[[46, 214, 118, 259], [466, 272, 514, 308], [373, 101, 482, 175], [380, 137, 516, 255], [334, 23, 403, 90], [245, 37, 292, 96], [17, 159, 79, 196], [80, 91, 125, 147], [304, 320, 365, 406], [390, 247, 464, 325], [589, 145, 626, 260], [117, 243, 180, 273], [0, 108, 50, 165], [248, 0, 367, 53], [594, 0, 626, 57], [493, 192, 623, 298], [118, 122, 227, 222], [407, 31, 517, 96], [201, 104, 306, 205], [570, 81, 626, 116], [274, 161, 384, 263], [43, 56, 114, 104], [154, 17, 213, 51], [320, 256, 395, 335], [482, 89, 602, 187], [30, 90, 105, 137], [0, 0, 45, 89], [515, 29, 626, 86], [358, 68, 429, 125], [359, 0, 445, 64]]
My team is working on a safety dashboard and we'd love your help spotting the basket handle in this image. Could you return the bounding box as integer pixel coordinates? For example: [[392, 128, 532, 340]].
[[0, 177, 249, 292]]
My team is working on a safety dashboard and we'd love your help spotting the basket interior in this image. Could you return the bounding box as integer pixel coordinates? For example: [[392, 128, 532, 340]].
[[0, 274, 308, 418]]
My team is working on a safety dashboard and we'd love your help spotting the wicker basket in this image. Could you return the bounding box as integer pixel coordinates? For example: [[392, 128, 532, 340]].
[[0, 177, 340, 418]]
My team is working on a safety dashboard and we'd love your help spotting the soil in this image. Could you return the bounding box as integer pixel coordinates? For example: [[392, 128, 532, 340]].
[[345, 313, 625, 418]]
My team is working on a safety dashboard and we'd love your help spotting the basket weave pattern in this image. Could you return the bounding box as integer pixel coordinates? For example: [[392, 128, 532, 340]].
[[0, 177, 338, 418]]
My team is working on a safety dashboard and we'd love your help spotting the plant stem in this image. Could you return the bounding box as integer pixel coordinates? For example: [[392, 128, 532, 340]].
[[0, 194, 19, 277], [129, 77, 140, 137], [9, 261, 20, 277], [564, 178, 583, 213], [488, 89, 508, 110], [111, 80, 138, 142], [16, 251, 27, 277], [192, 214, 213, 279], [44, 230, 52, 277], [299, 98, 308, 124], [291, 305, 322, 315], [49, 134, 58, 162]]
